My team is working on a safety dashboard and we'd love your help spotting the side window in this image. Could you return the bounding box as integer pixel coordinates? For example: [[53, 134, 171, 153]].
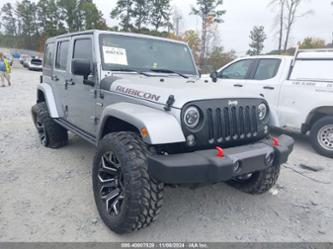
[[290, 60, 333, 81], [73, 39, 92, 61], [44, 43, 55, 68], [253, 59, 281, 80], [55, 40, 69, 70], [218, 60, 253, 79]]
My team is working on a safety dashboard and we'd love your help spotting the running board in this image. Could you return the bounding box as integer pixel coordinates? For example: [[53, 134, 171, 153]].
[[54, 118, 97, 146]]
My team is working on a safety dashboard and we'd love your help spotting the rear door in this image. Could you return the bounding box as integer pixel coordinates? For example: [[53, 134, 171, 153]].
[[43, 42, 55, 89], [64, 35, 97, 136], [53, 39, 71, 116], [242, 58, 282, 108], [216, 59, 255, 88]]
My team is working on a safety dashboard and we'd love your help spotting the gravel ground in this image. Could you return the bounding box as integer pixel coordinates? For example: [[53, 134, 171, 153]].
[[0, 64, 332, 242]]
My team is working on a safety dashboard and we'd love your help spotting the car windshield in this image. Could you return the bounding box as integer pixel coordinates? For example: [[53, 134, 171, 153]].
[[99, 34, 197, 76]]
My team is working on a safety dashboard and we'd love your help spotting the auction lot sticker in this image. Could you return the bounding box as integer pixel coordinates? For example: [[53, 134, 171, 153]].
[[103, 46, 128, 65]]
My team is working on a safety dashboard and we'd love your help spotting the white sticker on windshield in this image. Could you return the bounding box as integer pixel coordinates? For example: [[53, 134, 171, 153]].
[[103, 46, 128, 65]]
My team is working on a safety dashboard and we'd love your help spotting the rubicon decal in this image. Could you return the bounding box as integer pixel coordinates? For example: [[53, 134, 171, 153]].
[[115, 86, 161, 102]]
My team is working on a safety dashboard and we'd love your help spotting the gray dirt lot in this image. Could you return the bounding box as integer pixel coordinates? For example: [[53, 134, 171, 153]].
[[0, 65, 332, 242]]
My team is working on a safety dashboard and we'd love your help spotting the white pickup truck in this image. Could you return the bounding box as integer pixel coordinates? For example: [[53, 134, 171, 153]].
[[205, 48, 333, 158]]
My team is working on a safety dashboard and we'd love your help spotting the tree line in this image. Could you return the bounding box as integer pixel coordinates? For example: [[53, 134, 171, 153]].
[[0, 0, 331, 71], [0, 0, 233, 72], [0, 0, 106, 50]]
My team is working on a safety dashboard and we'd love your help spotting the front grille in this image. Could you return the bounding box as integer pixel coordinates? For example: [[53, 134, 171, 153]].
[[206, 105, 258, 144], [181, 99, 268, 150]]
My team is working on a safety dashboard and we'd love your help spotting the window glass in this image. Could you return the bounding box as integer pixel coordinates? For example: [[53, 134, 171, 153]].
[[218, 60, 252, 79], [253, 59, 281, 80], [290, 60, 333, 81], [55, 41, 69, 70], [99, 34, 197, 75], [73, 39, 92, 60], [44, 43, 55, 68]]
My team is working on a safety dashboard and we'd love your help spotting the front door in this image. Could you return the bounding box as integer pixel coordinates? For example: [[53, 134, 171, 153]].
[[216, 59, 255, 89], [64, 36, 97, 136]]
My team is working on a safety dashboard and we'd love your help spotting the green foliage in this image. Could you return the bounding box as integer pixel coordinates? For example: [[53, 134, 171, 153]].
[[0, 0, 106, 50], [266, 47, 296, 55], [247, 26, 267, 56], [182, 30, 201, 64], [111, 0, 134, 31], [299, 37, 327, 49], [80, 0, 107, 30], [111, 0, 172, 32], [191, 0, 226, 67], [149, 0, 172, 31], [132, 0, 150, 30], [191, 0, 226, 24], [15, 0, 39, 36], [57, 0, 81, 32], [0, 3, 17, 35], [37, 0, 66, 37], [205, 46, 236, 73]]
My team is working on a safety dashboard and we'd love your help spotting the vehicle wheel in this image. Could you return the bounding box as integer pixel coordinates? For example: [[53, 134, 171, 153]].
[[31, 102, 68, 148], [227, 164, 281, 194], [310, 116, 333, 158], [93, 132, 164, 234]]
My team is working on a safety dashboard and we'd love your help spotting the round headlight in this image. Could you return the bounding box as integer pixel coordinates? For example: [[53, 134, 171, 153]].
[[184, 106, 200, 128], [258, 103, 268, 120]]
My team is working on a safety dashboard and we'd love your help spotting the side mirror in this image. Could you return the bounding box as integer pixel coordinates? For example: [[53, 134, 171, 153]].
[[210, 71, 218, 83], [72, 58, 92, 79]]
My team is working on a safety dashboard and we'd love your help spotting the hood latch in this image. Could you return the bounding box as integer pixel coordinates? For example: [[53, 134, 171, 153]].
[[164, 95, 175, 111]]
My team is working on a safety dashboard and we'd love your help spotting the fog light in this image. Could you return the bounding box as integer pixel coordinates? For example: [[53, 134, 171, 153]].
[[265, 152, 275, 166], [233, 161, 241, 172], [186, 134, 196, 147]]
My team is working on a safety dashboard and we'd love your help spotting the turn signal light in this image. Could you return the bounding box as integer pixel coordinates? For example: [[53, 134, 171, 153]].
[[216, 147, 224, 158], [140, 128, 149, 138]]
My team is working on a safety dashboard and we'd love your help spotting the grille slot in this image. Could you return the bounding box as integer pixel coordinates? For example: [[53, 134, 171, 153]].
[[207, 105, 258, 143]]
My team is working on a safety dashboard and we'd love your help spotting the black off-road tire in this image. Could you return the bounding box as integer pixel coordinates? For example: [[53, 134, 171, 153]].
[[310, 116, 333, 158], [227, 164, 281, 194], [93, 132, 164, 234], [31, 102, 68, 148]]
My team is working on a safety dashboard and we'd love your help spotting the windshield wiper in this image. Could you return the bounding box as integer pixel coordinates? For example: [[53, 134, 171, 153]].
[[149, 69, 189, 79], [112, 68, 152, 77]]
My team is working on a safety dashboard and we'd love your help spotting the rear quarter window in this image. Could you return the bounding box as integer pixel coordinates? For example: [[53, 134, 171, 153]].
[[290, 59, 333, 82], [44, 43, 55, 68]]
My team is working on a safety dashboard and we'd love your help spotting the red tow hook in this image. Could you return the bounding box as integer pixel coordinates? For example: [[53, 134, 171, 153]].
[[216, 146, 224, 158], [272, 137, 280, 147]]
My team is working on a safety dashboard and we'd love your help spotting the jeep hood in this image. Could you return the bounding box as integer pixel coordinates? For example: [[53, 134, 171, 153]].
[[103, 75, 263, 109]]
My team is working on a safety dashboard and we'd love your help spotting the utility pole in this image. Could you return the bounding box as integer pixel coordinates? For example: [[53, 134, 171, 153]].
[[175, 16, 182, 36], [173, 7, 182, 36]]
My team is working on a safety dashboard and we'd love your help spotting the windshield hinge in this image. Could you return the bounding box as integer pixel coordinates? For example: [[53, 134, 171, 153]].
[[164, 95, 175, 112]]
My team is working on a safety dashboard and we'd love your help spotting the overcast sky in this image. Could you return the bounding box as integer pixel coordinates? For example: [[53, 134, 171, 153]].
[[1, 0, 332, 54], [94, 0, 333, 54]]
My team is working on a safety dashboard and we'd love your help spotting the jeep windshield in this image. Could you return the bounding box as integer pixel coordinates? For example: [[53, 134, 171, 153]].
[[99, 34, 197, 76]]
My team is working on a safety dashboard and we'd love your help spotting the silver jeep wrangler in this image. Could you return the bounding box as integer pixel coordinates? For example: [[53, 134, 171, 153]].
[[32, 30, 294, 234]]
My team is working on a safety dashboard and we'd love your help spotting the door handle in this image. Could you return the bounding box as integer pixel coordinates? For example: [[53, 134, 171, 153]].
[[263, 86, 275, 90], [51, 75, 59, 81], [234, 84, 243, 87]]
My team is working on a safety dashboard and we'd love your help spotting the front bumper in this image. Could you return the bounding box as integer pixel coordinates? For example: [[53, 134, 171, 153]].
[[148, 135, 294, 184]]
